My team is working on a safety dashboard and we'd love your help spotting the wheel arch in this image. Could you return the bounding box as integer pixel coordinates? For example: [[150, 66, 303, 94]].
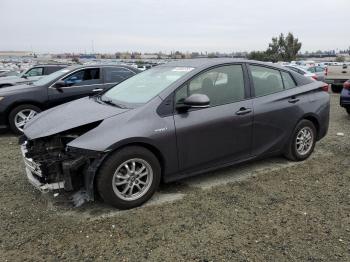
[[5, 100, 44, 118], [90, 139, 167, 199], [301, 113, 320, 139]]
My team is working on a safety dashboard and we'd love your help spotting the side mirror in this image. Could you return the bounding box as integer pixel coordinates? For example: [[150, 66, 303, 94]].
[[54, 80, 66, 92], [177, 94, 210, 111]]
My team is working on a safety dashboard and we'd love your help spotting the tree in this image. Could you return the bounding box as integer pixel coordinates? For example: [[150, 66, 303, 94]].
[[335, 56, 345, 62], [248, 32, 302, 62]]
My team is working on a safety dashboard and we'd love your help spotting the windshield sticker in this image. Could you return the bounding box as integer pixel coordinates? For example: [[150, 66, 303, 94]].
[[172, 67, 194, 72]]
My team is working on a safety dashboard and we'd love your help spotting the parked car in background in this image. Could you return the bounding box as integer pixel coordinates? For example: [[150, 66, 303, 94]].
[[325, 64, 350, 93], [284, 65, 317, 81], [0, 64, 68, 88], [0, 70, 20, 78], [20, 59, 330, 209], [340, 80, 350, 115], [0, 64, 140, 133], [307, 66, 326, 81]]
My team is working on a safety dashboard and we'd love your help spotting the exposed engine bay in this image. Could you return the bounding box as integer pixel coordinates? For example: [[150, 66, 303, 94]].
[[19, 123, 106, 205]]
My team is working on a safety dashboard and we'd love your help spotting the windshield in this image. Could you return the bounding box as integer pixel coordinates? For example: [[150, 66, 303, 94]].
[[101, 66, 194, 107], [33, 68, 71, 86]]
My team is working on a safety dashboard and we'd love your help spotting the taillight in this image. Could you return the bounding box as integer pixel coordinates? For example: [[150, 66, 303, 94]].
[[311, 75, 318, 80], [321, 83, 329, 92], [344, 81, 350, 90], [325, 67, 328, 76]]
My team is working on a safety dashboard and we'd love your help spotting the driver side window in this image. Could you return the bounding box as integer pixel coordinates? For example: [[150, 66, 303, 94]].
[[63, 68, 100, 87], [175, 65, 245, 107], [25, 67, 43, 77]]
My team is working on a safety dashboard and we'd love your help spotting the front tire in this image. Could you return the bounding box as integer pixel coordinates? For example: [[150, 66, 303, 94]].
[[8, 104, 41, 135], [284, 119, 316, 161], [96, 146, 161, 209]]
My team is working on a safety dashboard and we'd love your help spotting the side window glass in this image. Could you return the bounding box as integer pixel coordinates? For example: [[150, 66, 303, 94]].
[[250, 65, 284, 97], [308, 67, 316, 73], [175, 65, 245, 107], [25, 67, 43, 77], [105, 67, 135, 83], [63, 68, 100, 86], [281, 71, 296, 89]]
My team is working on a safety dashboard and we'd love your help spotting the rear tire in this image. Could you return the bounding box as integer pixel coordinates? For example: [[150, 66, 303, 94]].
[[8, 104, 41, 135], [346, 107, 350, 115], [0, 84, 12, 88], [96, 146, 161, 209], [284, 120, 317, 161], [331, 85, 342, 93]]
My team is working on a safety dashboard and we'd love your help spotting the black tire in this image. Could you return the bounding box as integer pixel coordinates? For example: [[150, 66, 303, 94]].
[[346, 107, 350, 115], [96, 146, 161, 209], [331, 85, 342, 93], [8, 104, 41, 135], [0, 84, 12, 88], [284, 119, 317, 161]]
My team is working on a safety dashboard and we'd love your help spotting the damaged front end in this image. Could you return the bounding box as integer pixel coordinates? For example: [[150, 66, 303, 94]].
[[19, 123, 106, 205]]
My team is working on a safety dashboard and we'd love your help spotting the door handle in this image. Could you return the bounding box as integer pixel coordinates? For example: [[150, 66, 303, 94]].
[[92, 88, 103, 92], [235, 107, 252, 115], [288, 97, 300, 103]]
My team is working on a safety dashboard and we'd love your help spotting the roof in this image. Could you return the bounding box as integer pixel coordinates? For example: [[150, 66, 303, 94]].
[[63, 64, 140, 72], [158, 58, 281, 70]]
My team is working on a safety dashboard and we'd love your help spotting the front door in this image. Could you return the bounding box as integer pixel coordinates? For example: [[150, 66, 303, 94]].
[[48, 67, 103, 107], [173, 64, 253, 172]]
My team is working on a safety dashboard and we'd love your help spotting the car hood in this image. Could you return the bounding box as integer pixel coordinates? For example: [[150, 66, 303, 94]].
[[24, 97, 130, 139], [0, 76, 30, 85], [0, 83, 37, 95]]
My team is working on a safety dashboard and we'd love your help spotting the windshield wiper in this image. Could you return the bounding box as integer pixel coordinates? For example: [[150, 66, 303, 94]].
[[98, 96, 128, 109]]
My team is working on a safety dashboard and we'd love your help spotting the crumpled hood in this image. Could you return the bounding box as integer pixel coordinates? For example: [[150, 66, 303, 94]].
[[24, 97, 130, 139]]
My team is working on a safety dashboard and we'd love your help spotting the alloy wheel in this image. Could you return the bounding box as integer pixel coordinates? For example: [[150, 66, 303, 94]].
[[14, 109, 38, 132], [295, 127, 314, 156], [112, 158, 153, 201]]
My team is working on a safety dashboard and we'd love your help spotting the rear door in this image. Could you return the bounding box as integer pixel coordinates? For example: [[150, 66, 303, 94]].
[[248, 64, 309, 156], [48, 67, 103, 107], [174, 64, 253, 172]]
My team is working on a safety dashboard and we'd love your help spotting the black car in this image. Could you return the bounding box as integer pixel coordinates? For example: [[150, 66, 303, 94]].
[[0, 64, 68, 88], [20, 59, 330, 209], [0, 64, 140, 133]]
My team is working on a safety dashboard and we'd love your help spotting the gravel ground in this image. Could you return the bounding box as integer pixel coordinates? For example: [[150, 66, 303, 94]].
[[0, 93, 349, 261]]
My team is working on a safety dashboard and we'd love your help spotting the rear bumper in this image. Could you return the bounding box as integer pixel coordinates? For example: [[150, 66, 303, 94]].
[[325, 79, 347, 86], [340, 88, 350, 108]]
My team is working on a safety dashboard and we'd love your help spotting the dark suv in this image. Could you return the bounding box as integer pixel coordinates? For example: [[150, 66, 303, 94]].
[[0, 64, 68, 88], [0, 64, 140, 133], [20, 59, 330, 209]]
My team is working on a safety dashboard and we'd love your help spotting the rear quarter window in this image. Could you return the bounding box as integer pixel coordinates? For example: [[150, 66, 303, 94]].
[[281, 71, 296, 89], [250, 65, 284, 97]]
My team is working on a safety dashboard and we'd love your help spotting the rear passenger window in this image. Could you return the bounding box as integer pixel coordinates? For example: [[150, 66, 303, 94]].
[[281, 71, 296, 89], [175, 65, 245, 107], [104, 67, 135, 83], [250, 66, 284, 97]]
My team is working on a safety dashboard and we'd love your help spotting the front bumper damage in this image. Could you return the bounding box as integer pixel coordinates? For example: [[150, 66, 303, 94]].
[[20, 135, 107, 205]]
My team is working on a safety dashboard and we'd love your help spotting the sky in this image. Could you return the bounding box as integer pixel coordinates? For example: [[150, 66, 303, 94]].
[[1, 0, 349, 54]]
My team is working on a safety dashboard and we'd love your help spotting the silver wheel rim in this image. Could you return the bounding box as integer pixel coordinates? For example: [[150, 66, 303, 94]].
[[295, 127, 314, 156], [14, 109, 38, 131], [112, 158, 153, 201]]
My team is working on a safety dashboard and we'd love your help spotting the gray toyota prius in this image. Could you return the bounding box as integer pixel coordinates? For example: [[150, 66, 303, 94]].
[[20, 59, 330, 209]]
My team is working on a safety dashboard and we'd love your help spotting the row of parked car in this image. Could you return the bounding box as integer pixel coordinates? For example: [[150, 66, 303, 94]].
[[280, 62, 350, 115], [0, 58, 346, 209], [0, 64, 140, 133]]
